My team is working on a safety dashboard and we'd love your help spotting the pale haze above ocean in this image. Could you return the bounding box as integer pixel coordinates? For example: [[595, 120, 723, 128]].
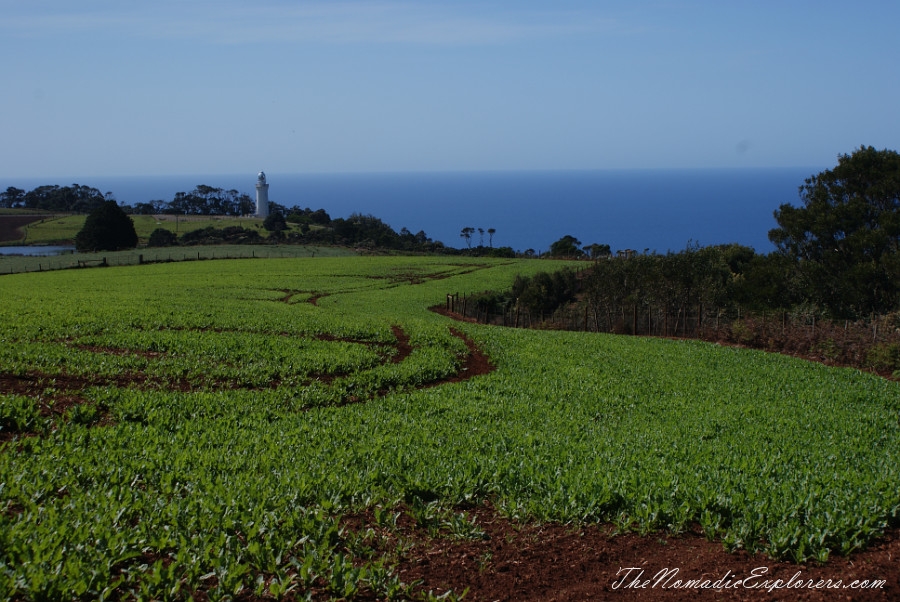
[[2, 168, 820, 254]]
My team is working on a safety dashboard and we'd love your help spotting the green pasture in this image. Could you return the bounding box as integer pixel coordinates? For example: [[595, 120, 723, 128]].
[[7, 213, 83, 244], [1, 256, 899, 599], [0, 208, 46, 215], [10, 213, 285, 246]]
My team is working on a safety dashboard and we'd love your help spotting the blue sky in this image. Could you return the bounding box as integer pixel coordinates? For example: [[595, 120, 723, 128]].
[[2, 0, 899, 177]]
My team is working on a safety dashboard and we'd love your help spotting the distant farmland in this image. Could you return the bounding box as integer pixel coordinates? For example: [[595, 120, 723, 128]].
[[0, 213, 51, 243], [0, 212, 281, 247]]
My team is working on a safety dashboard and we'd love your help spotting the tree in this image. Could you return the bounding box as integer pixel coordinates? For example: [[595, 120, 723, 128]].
[[549, 235, 583, 258], [460, 226, 475, 249], [584, 243, 611, 259], [75, 201, 138, 252], [263, 212, 287, 233], [487, 228, 496, 248], [309, 208, 331, 224], [769, 146, 900, 317], [0, 187, 25, 208]]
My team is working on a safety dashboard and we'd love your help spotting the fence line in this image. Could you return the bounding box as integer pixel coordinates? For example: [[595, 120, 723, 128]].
[[447, 289, 900, 370], [0, 245, 340, 276]]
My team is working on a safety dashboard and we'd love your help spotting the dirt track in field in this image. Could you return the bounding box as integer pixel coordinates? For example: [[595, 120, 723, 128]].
[[0, 324, 493, 441]]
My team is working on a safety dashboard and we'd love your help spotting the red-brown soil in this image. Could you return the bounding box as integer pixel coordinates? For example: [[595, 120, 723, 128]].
[[177, 503, 899, 601], [437, 327, 494, 384], [430, 304, 481, 324], [0, 215, 45, 243], [385, 504, 899, 601]]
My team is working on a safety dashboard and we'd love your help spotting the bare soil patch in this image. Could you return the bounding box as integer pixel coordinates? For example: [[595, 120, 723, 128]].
[[388, 504, 899, 601], [390, 324, 413, 363], [0, 215, 45, 243], [437, 327, 494, 384], [430, 304, 480, 324]]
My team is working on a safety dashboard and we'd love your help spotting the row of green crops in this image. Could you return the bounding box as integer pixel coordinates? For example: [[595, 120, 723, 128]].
[[2, 255, 900, 600]]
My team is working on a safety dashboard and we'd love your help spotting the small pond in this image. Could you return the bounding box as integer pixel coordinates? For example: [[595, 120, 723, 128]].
[[0, 245, 76, 256]]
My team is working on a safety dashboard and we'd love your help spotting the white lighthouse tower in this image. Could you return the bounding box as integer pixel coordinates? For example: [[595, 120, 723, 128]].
[[255, 171, 269, 218]]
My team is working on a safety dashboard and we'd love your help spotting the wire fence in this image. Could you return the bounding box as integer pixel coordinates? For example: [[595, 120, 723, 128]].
[[0, 245, 353, 276], [446, 289, 900, 373]]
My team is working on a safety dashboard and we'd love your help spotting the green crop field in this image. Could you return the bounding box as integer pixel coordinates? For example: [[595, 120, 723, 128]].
[[1, 256, 900, 600]]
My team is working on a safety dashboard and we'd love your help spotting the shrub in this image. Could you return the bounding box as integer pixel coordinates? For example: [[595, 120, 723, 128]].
[[866, 342, 900, 372], [148, 227, 178, 247], [179, 226, 263, 246]]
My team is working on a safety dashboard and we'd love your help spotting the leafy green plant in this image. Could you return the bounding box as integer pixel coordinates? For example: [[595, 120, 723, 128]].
[[0, 395, 42, 434]]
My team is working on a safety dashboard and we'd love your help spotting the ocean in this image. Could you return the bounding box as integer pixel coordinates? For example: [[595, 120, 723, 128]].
[[1, 168, 819, 254]]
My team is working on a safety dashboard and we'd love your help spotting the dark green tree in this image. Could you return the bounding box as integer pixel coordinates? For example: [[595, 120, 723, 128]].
[[549, 235, 583, 258], [733, 253, 796, 311], [769, 146, 900, 317], [263, 212, 287, 232], [332, 214, 400, 248], [0, 187, 25, 208], [512, 269, 578, 319], [460, 226, 475, 249], [75, 201, 138, 252], [584, 243, 611, 259]]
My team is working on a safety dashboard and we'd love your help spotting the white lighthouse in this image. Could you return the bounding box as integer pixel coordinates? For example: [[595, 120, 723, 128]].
[[255, 171, 269, 218]]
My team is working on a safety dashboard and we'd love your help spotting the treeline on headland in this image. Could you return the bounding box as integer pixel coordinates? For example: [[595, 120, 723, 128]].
[[0, 183, 255, 215], [147, 211, 515, 256], [0, 184, 111, 213], [1, 183, 516, 256]]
